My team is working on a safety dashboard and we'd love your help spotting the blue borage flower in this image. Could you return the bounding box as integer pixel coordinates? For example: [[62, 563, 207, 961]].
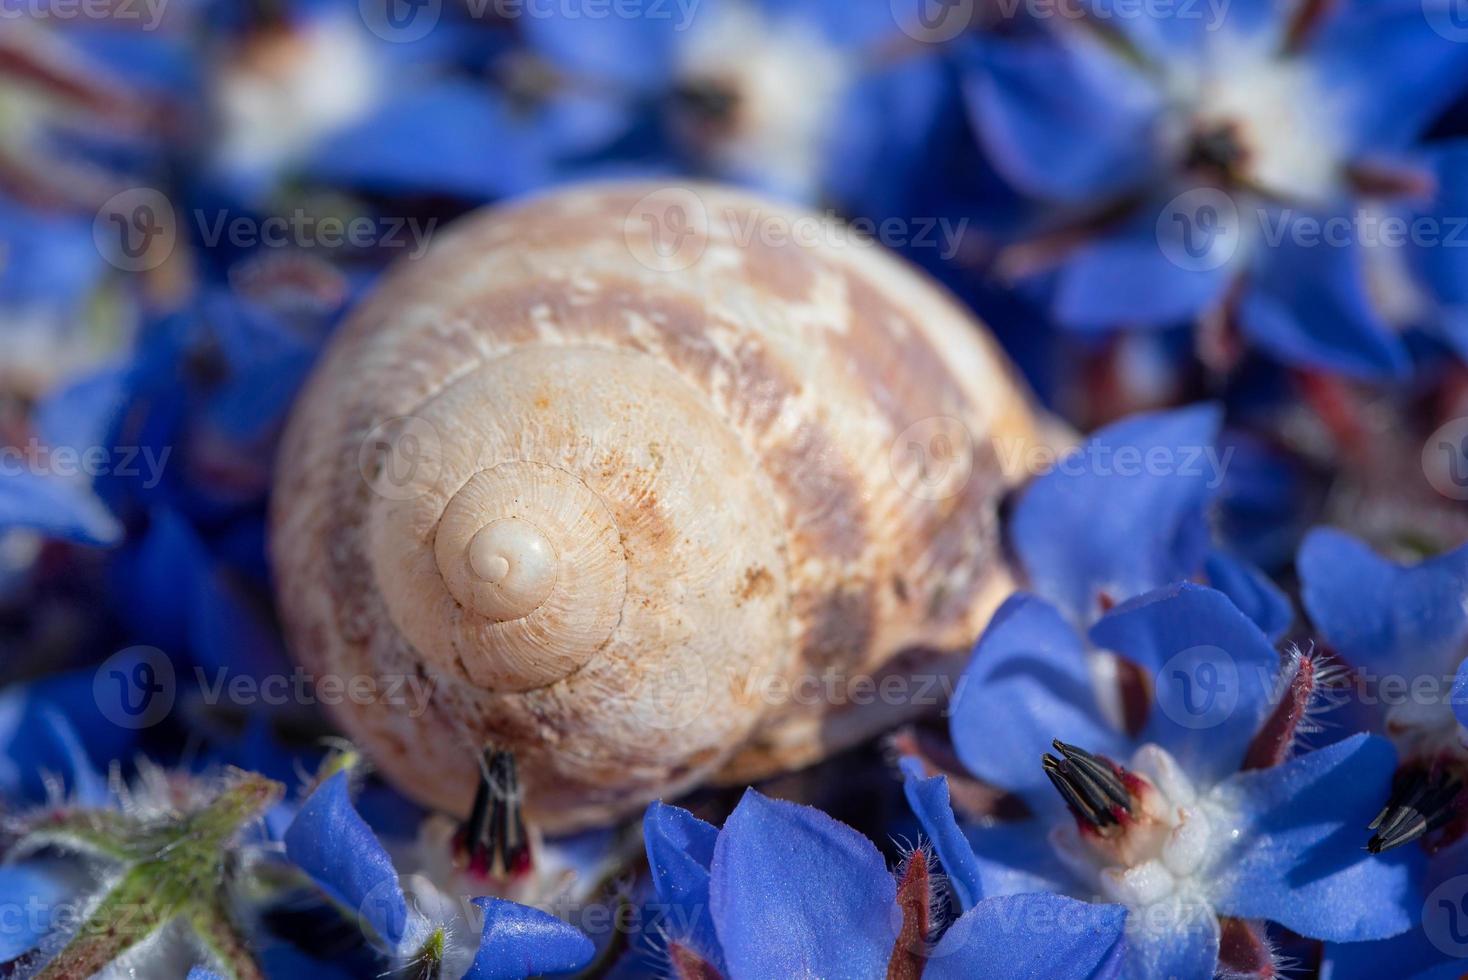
[[960, 0, 1468, 375], [1297, 529, 1468, 976], [639, 790, 1127, 979], [911, 582, 1418, 979], [1010, 403, 1290, 637], [283, 770, 594, 979], [312, 0, 957, 209]]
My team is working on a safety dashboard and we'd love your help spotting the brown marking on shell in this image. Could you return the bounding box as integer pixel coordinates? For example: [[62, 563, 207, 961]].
[[796, 583, 877, 671], [838, 269, 972, 432], [764, 422, 866, 562]]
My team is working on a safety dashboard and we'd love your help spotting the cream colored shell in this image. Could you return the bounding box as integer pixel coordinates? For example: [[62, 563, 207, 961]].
[[270, 182, 1048, 832]]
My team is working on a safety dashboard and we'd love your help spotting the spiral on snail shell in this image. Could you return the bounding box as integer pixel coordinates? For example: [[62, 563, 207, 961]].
[[270, 182, 1049, 832]]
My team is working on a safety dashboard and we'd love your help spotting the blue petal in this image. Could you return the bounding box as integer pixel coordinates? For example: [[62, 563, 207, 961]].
[[1203, 549, 1293, 641], [519, 8, 679, 91], [0, 865, 73, 959], [898, 758, 983, 912], [1324, 930, 1458, 980], [1238, 233, 1409, 379], [1212, 734, 1418, 942], [1300, 528, 1468, 678], [463, 897, 595, 980], [33, 364, 131, 457], [709, 790, 898, 979], [1052, 208, 1236, 330], [1091, 584, 1279, 787], [951, 594, 1125, 809], [0, 679, 124, 806], [0, 471, 120, 547], [283, 771, 409, 949], [186, 971, 224, 980], [307, 83, 569, 201], [964, 819, 1078, 899], [963, 32, 1162, 202], [1407, 142, 1468, 319], [643, 801, 724, 972], [1124, 897, 1219, 980], [1312, 0, 1468, 152], [1011, 404, 1223, 624], [922, 894, 1127, 980]]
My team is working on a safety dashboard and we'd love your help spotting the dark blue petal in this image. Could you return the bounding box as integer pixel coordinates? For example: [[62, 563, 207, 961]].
[[643, 801, 724, 972], [709, 790, 897, 979], [1091, 583, 1278, 787], [1300, 528, 1468, 678], [1324, 930, 1458, 980], [1203, 549, 1293, 641], [0, 471, 120, 547], [463, 897, 595, 980], [1238, 233, 1409, 379], [1212, 734, 1418, 941], [964, 820, 1078, 899], [1312, 0, 1468, 152], [1052, 208, 1236, 330], [33, 364, 131, 458], [951, 595, 1125, 809], [963, 32, 1162, 202], [1011, 404, 1222, 624], [898, 758, 983, 912], [519, 8, 679, 90], [283, 771, 409, 949], [922, 894, 1127, 980]]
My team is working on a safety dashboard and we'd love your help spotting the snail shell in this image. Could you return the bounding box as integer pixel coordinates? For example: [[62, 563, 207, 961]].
[[271, 182, 1048, 832]]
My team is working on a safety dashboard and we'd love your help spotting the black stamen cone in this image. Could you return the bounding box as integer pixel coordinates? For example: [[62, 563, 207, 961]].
[[1367, 767, 1462, 854], [457, 747, 532, 878], [1042, 739, 1132, 831]]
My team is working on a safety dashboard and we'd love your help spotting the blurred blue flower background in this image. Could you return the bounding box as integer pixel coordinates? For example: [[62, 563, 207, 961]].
[[2, 0, 1468, 977]]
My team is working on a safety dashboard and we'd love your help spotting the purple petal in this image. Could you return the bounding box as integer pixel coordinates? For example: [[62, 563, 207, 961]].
[[283, 771, 409, 949], [1212, 734, 1418, 942], [1012, 404, 1223, 624], [922, 894, 1127, 980], [464, 897, 595, 980], [1091, 584, 1279, 788], [898, 758, 983, 912], [709, 790, 897, 978], [951, 595, 1125, 809]]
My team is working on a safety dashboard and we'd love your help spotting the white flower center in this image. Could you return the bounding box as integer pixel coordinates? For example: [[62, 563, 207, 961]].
[[676, 2, 852, 200], [1052, 744, 1239, 922], [1161, 33, 1349, 206]]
